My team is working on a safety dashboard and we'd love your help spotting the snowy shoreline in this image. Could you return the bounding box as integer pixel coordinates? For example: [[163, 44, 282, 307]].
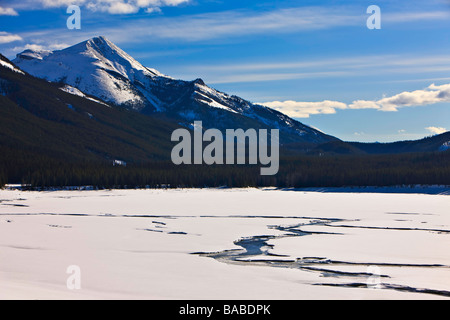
[[0, 188, 449, 299], [4, 184, 450, 195]]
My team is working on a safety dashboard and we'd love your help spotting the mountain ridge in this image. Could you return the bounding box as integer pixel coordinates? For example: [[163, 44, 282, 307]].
[[3, 49, 449, 156], [12, 36, 337, 144]]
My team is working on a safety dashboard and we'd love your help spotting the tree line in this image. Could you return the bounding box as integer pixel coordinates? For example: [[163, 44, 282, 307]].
[[1, 146, 449, 189]]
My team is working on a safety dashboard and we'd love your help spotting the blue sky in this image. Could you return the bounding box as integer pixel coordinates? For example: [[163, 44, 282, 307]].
[[1, 0, 450, 142]]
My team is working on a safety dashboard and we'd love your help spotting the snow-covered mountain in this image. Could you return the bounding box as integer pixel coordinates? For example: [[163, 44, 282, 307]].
[[13, 37, 164, 111], [13, 36, 337, 144]]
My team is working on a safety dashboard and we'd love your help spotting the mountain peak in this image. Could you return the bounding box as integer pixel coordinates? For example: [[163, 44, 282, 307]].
[[12, 36, 169, 109], [193, 78, 206, 86], [90, 35, 109, 42], [84, 36, 120, 54], [70, 36, 140, 67]]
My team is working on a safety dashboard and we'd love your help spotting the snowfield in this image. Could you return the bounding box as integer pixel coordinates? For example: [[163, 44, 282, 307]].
[[0, 188, 449, 300]]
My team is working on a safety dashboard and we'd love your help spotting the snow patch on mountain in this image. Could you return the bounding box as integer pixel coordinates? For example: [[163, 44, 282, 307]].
[[0, 59, 25, 75], [60, 84, 86, 97], [439, 141, 450, 151], [60, 85, 111, 107], [194, 83, 239, 114]]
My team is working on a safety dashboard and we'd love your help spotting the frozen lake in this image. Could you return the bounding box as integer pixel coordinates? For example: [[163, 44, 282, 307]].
[[0, 188, 449, 299]]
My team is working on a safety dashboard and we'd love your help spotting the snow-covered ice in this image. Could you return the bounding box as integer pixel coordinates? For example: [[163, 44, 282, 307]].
[[0, 188, 449, 300]]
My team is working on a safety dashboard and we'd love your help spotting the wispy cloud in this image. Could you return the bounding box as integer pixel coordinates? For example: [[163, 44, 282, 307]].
[[349, 83, 450, 112], [383, 10, 450, 23], [12, 43, 70, 52], [0, 6, 363, 44], [0, 6, 365, 57], [85, 0, 187, 14], [3, 0, 189, 15], [75, 6, 362, 41], [3, 5, 450, 51], [0, 32, 22, 44], [261, 100, 347, 118], [172, 54, 450, 85], [207, 55, 450, 73], [261, 83, 450, 118], [425, 126, 447, 135], [204, 71, 349, 84], [0, 6, 18, 16]]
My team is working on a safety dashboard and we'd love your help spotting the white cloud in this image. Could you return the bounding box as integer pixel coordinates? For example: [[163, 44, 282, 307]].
[[261, 100, 347, 118], [261, 83, 450, 118], [176, 53, 450, 87], [348, 100, 380, 110], [4, 6, 450, 47], [39, 0, 86, 7], [107, 2, 140, 14], [0, 32, 22, 44], [24, 0, 188, 14], [0, 6, 18, 15], [383, 11, 450, 23], [206, 71, 348, 85], [123, 7, 361, 41], [145, 7, 162, 14], [12, 42, 70, 52], [21, 44, 46, 51], [348, 83, 450, 112], [425, 126, 447, 135]]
